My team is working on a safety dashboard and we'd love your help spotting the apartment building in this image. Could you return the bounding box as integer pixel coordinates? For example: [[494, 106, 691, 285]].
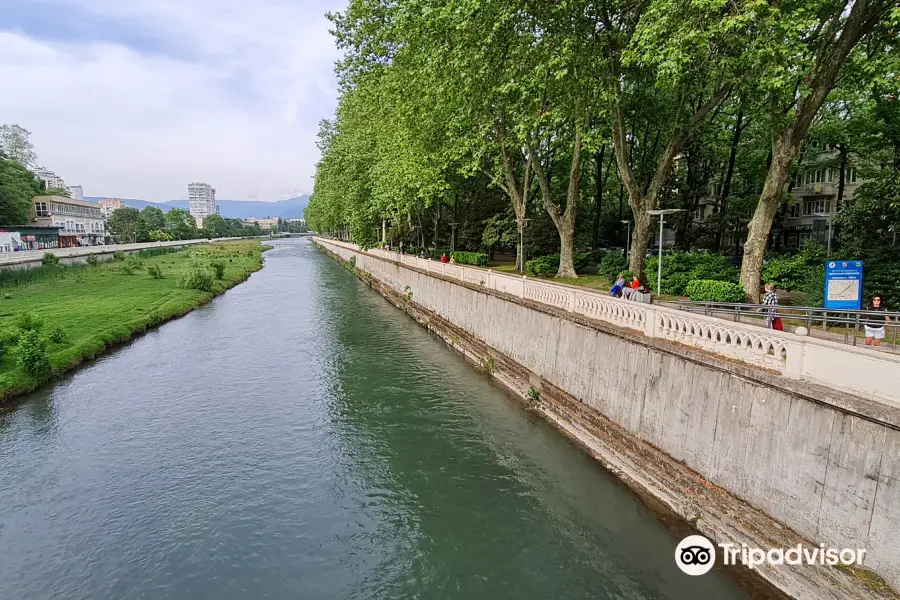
[[188, 182, 218, 227], [782, 164, 860, 249], [31, 195, 106, 247], [34, 168, 66, 191], [244, 217, 279, 231], [66, 185, 84, 201], [99, 198, 124, 218]]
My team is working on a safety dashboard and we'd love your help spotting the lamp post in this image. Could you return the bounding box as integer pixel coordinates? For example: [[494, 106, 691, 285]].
[[811, 212, 833, 254], [646, 209, 686, 296], [449, 222, 459, 253], [516, 217, 531, 273], [620, 220, 631, 263]]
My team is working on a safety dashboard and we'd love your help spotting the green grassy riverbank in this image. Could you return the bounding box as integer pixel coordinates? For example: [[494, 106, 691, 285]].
[[0, 241, 269, 403]]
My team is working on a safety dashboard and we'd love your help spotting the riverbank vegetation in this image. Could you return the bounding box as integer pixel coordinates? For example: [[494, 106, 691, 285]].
[[0, 241, 268, 402], [305, 0, 899, 303]]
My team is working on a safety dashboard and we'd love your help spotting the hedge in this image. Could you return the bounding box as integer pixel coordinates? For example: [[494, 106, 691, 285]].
[[685, 280, 747, 302], [525, 252, 591, 276], [451, 251, 488, 267], [645, 252, 739, 296]]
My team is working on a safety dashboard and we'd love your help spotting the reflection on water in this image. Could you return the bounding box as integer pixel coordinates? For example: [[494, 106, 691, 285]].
[[0, 239, 753, 599]]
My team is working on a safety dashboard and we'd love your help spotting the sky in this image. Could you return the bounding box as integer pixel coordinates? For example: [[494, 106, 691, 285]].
[[0, 0, 345, 202]]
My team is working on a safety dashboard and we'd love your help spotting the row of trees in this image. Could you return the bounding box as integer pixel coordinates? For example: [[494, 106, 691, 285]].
[[106, 207, 266, 242], [306, 0, 899, 300]]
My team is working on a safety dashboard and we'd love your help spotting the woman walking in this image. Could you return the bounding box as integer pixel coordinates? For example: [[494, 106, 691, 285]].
[[865, 295, 891, 347]]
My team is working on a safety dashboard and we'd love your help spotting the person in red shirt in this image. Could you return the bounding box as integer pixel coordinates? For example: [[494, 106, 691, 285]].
[[440, 253, 448, 263], [630, 275, 641, 290]]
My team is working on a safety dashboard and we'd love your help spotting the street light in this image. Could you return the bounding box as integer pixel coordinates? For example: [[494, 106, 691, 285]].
[[620, 220, 631, 263], [646, 209, 686, 296], [811, 212, 833, 254], [515, 217, 532, 273], [449, 222, 459, 253]]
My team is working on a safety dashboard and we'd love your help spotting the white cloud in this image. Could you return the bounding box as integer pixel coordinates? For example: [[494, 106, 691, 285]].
[[0, 0, 343, 201]]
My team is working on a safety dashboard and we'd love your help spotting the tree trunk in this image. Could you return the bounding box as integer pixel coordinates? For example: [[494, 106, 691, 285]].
[[629, 208, 652, 277], [741, 133, 795, 301], [837, 144, 847, 209], [592, 145, 605, 252], [715, 105, 744, 251]]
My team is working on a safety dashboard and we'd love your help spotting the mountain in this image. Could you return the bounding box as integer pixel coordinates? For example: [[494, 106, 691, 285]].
[[84, 196, 309, 219], [85, 197, 173, 212]]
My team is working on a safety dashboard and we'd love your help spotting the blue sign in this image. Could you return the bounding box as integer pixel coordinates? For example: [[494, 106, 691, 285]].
[[823, 260, 863, 310]]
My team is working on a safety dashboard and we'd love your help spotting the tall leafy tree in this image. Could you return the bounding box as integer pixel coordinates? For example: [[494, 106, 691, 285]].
[[0, 125, 37, 168], [0, 158, 41, 225]]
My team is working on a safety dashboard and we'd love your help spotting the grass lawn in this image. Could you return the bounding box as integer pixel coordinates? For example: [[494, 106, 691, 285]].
[[0, 241, 268, 402], [485, 260, 615, 292]]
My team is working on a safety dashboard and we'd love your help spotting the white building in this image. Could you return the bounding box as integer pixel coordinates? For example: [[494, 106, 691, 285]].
[[66, 185, 84, 201], [34, 168, 66, 191], [188, 182, 217, 227], [31, 195, 106, 247]]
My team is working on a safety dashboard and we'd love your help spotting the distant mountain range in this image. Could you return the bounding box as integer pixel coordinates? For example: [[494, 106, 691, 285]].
[[84, 196, 309, 220]]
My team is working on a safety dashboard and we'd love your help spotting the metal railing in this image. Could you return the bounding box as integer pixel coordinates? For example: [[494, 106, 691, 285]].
[[663, 299, 900, 351]]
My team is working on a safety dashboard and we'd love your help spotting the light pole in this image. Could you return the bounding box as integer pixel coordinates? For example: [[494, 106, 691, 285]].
[[646, 209, 686, 296], [620, 220, 631, 263], [515, 217, 532, 273], [449, 222, 459, 253], [811, 212, 833, 254]]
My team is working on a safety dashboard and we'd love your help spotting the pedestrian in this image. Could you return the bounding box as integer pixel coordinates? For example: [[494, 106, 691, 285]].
[[440, 253, 448, 263], [449, 255, 456, 264], [610, 272, 625, 297], [762, 283, 781, 330], [630, 274, 641, 290], [865, 295, 891, 347]]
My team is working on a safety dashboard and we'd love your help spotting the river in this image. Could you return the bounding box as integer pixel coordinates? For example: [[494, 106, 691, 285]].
[[0, 239, 765, 599]]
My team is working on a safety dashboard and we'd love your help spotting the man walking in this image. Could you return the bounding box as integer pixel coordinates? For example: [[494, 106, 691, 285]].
[[762, 283, 781, 330]]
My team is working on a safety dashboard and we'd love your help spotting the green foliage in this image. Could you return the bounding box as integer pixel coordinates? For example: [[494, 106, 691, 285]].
[[685, 280, 747, 303], [179, 261, 215, 292], [599, 252, 628, 281], [525, 252, 591, 276], [48, 326, 66, 344], [0, 157, 41, 225], [450, 251, 488, 267], [147, 263, 164, 279], [113, 251, 125, 261], [86, 254, 98, 266], [41, 252, 60, 266], [13, 312, 43, 332], [645, 252, 739, 296], [210, 259, 226, 280], [148, 229, 174, 242], [13, 329, 51, 377], [0, 327, 19, 357], [121, 254, 144, 274]]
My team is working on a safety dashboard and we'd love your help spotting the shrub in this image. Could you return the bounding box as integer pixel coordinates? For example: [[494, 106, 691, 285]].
[[599, 251, 627, 280], [13, 313, 44, 332], [210, 259, 226, 280], [645, 252, 739, 296], [0, 327, 19, 357], [113, 251, 126, 261], [48, 326, 67, 344], [451, 251, 488, 266], [685, 280, 747, 303], [147, 263, 164, 279], [574, 251, 592, 273], [86, 254, 98, 266], [526, 254, 559, 276], [41, 252, 60, 266], [121, 255, 144, 274], [763, 241, 828, 292], [179, 261, 215, 292], [13, 329, 51, 376]]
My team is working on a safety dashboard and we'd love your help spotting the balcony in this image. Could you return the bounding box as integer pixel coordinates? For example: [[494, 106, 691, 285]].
[[792, 182, 836, 197]]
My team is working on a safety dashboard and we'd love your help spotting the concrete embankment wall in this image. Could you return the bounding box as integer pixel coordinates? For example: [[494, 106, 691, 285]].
[[316, 238, 900, 598]]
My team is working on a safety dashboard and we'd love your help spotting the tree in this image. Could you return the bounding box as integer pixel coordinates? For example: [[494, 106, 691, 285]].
[[0, 125, 37, 168], [0, 158, 41, 225], [107, 207, 141, 241], [202, 213, 228, 238], [140, 206, 166, 231], [165, 208, 193, 228], [739, 0, 899, 301]]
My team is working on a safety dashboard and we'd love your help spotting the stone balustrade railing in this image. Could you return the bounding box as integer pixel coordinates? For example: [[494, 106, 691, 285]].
[[318, 238, 900, 407]]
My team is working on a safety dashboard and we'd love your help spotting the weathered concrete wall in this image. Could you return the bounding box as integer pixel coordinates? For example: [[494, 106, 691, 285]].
[[317, 239, 900, 596]]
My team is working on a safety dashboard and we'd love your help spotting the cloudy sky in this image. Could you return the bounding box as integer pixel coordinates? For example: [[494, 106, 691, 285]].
[[0, 0, 344, 202]]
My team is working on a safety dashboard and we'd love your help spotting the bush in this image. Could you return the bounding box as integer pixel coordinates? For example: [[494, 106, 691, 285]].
[[645, 252, 739, 296], [210, 259, 226, 280], [685, 280, 747, 302], [179, 262, 215, 292], [48, 326, 67, 344], [599, 251, 628, 280], [114, 251, 126, 261], [574, 251, 591, 273], [86, 254, 98, 266], [41, 252, 60, 266], [0, 327, 19, 358], [147, 263, 164, 279], [451, 251, 488, 267], [13, 329, 51, 376], [526, 254, 559, 276], [13, 313, 44, 332], [121, 254, 144, 274]]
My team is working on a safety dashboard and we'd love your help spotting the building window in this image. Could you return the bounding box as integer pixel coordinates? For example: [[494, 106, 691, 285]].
[[804, 198, 831, 215], [788, 204, 800, 218], [34, 202, 50, 217], [848, 168, 857, 183]]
